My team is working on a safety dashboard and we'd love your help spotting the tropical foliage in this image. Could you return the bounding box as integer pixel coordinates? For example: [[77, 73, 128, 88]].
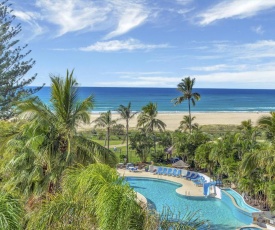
[[179, 115, 199, 132], [0, 70, 116, 198], [173, 77, 200, 133], [137, 102, 166, 132], [0, 191, 23, 230], [0, 0, 41, 119], [27, 164, 144, 230], [137, 102, 166, 155], [94, 110, 117, 151], [117, 102, 137, 162]]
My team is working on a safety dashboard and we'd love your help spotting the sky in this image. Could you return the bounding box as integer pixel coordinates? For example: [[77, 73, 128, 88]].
[[11, 0, 275, 89]]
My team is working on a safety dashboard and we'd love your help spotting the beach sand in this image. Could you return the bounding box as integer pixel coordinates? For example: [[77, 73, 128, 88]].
[[79, 112, 268, 131]]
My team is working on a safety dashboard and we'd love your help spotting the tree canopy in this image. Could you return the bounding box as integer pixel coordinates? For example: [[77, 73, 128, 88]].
[[0, 1, 41, 119]]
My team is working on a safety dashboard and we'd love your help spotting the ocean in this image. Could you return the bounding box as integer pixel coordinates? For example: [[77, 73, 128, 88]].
[[34, 87, 275, 113]]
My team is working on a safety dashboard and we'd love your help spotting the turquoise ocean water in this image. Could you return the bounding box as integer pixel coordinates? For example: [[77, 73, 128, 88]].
[[34, 87, 275, 113]]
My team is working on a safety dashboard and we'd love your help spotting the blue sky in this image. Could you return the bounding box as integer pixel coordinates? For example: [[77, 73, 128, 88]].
[[12, 0, 275, 88]]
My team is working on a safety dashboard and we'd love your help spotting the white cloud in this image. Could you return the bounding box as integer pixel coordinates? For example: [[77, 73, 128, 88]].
[[14, 10, 38, 21], [35, 0, 110, 37], [14, 0, 151, 39], [175, 0, 193, 6], [251, 25, 264, 35], [186, 64, 228, 72], [95, 76, 181, 87], [104, 5, 149, 40], [196, 69, 275, 84], [79, 39, 169, 52], [14, 10, 45, 37], [197, 0, 275, 25], [194, 40, 275, 60], [93, 67, 275, 88]]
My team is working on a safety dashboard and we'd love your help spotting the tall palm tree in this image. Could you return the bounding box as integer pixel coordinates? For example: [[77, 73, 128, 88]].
[[1, 70, 116, 197], [117, 102, 137, 163], [137, 102, 166, 154], [137, 102, 166, 132], [173, 77, 200, 133], [257, 111, 275, 142], [93, 110, 116, 151]]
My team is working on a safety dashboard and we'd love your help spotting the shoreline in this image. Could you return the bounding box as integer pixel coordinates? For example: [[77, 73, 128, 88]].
[[78, 112, 269, 131]]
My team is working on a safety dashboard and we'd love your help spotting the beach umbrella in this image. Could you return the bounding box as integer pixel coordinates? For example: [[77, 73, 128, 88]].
[[172, 160, 190, 168]]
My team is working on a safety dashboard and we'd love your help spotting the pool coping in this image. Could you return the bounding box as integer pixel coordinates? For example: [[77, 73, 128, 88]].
[[119, 169, 266, 229], [222, 188, 261, 213], [118, 168, 205, 197]]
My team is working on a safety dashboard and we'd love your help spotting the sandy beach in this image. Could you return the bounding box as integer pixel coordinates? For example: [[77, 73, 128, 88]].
[[79, 112, 269, 131]]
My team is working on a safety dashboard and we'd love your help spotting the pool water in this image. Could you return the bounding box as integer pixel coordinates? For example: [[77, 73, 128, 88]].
[[239, 227, 262, 230], [223, 189, 260, 212], [126, 177, 246, 230]]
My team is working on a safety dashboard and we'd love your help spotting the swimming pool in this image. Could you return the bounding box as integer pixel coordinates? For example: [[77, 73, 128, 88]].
[[126, 177, 247, 230], [222, 189, 260, 213], [239, 227, 262, 230]]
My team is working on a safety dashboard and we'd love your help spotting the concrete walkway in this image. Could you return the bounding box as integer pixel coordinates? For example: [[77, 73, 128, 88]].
[[117, 168, 204, 197]]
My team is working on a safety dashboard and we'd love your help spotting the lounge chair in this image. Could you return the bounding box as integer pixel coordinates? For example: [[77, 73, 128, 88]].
[[183, 171, 191, 178], [188, 173, 199, 180], [166, 168, 173, 176], [190, 174, 200, 180], [175, 169, 182, 177], [126, 163, 134, 170], [186, 172, 196, 180], [192, 176, 207, 186], [129, 167, 138, 172], [172, 168, 178, 177], [154, 167, 163, 175], [161, 168, 168, 175]]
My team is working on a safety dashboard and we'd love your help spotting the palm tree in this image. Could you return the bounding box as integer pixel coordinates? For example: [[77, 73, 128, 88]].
[[93, 110, 116, 151], [27, 163, 208, 230], [257, 112, 275, 142], [1, 70, 116, 197], [173, 77, 200, 133], [27, 164, 145, 230], [137, 102, 166, 132], [137, 102, 166, 154], [117, 102, 137, 163], [179, 115, 199, 132]]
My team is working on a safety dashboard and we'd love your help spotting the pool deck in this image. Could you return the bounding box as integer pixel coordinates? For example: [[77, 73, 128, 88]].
[[118, 169, 269, 230], [117, 168, 204, 197]]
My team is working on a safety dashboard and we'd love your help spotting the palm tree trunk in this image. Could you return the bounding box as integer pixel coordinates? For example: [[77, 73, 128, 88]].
[[126, 119, 129, 163], [107, 127, 110, 150], [188, 98, 192, 133]]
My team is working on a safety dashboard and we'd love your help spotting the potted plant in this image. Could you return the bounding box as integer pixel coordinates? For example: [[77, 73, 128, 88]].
[[145, 165, 149, 172]]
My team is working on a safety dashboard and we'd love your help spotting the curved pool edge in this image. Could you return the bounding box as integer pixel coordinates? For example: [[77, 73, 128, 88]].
[[136, 191, 147, 208], [118, 168, 205, 197], [221, 189, 263, 226], [222, 189, 260, 213]]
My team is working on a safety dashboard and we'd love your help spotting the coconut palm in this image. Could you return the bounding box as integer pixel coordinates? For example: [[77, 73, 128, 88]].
[[1, 70, 116, 197], [257, 112, 275, 141], [137, 102, 166, 154], [93, 110, 116, 151], [173, 77, 200, 133], [27, 163, 208, 230], [179, 115, 199, 133], [117, 102, 137, 163], [27, 164, 145, 230], [137, 102, 166, 132]]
